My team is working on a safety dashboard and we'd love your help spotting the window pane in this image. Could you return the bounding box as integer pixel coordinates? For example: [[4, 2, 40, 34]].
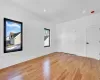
[[44, 28, 50, 47]]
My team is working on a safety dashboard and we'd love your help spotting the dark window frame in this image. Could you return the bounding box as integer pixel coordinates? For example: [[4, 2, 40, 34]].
[[44, 28, 50, 47], [4, 18, 23, 53]]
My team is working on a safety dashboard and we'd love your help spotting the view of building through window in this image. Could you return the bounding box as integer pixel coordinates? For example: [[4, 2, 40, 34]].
[[44, 28, 50, 47]]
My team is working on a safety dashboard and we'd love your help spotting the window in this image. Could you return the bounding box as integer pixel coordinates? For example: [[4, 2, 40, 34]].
[[44, 28, 50, 47], [4, 18, 23, 53]]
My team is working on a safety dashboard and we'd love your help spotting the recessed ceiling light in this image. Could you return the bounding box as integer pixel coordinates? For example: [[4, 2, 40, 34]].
[[44, 9, 46, 12], [82, 10, 86, 14]]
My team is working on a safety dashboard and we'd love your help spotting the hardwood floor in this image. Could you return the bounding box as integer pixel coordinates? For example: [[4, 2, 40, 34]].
[[0, 52, 100, 80]]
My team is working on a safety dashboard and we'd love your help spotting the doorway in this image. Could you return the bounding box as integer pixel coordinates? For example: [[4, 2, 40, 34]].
[[86, 26, 100, 60]]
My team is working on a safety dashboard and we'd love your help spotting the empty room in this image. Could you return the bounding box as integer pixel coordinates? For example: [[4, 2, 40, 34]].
[[0, 0, 100, 80]]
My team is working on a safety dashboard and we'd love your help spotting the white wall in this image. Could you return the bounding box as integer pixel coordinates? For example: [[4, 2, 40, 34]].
[[0, 0, 57, 69], [56, 13, 100, 57]]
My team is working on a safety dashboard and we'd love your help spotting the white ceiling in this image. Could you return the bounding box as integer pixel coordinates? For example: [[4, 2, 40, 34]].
[[12, 0, 100, 23]]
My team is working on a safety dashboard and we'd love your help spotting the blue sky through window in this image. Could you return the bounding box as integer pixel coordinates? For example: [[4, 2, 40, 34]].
[[6, 20, 21, 37]]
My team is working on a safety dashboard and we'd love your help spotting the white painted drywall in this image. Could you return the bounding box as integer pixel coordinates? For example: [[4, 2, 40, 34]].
[[56, 13, 100, 57], [0, 1, 57, 69]]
